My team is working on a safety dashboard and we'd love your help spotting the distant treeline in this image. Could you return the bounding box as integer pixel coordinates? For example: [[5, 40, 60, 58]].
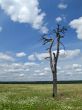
[[0, 80, 82, 84]]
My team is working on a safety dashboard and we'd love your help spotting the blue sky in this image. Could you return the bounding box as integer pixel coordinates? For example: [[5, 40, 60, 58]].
[[0, 0, 82, 81]]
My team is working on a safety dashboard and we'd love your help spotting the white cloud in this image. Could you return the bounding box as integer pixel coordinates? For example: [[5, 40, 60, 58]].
[[39, 72, 45, 76], [75, 68, 82, 72], [40, 26, 48, 33], [56, 15, 66, 23], [24, 62, 39, 66], [59, 49, 80, 59], [66, 72, 72, 75], [0, 57, 82, 81], [0, 52, 14, 62], [60, 63, 82, 77], [57, 66, 61, 71], [72, 64, 82, 72], [25, 68, 30, 71], [69, 17, 82, 40], [35, 52, 49, 60], [59, 70, 65, 73], [0, 61, 50, 81], [56, 17, 62, 22], [63, 63, 82, 72], [28, 54, 36, 61], [0, 50, 81, 81], [72, 64, 82, 69], [44, 67, 50, 71], [0, 0, 48, 33], [28, 49, 80, 61], [28, 52, 49, 61], [0, 26, 2, 32], [16, 52, 26, 57], [34, 70, 40, 73], [58, 3, 67, 9], [19, 74, 24, 77], [53, 49, 80, 59]]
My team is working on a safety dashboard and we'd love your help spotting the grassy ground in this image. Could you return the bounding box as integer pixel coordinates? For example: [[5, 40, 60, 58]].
[[0, 84, 82, 110]]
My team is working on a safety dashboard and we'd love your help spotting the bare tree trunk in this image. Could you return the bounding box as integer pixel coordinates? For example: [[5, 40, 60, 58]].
[[52, 65, 57, 97], [48, 41, 57, 97], [52, 38, 59, 97]]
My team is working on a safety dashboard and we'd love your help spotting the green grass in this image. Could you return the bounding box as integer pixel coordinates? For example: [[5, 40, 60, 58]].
[[0, 84, 82, 110]]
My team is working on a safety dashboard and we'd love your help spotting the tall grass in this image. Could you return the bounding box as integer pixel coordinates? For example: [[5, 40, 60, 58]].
[[0, 84, 82, 110]]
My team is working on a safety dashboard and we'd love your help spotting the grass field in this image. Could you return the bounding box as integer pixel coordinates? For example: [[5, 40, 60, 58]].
[[0, 84, 82, 110]]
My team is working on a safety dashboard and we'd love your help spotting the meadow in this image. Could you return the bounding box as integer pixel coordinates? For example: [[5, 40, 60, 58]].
[[0, 84, 82, 110]]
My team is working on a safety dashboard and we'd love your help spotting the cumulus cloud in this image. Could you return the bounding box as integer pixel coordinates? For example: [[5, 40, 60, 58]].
[[0, 50, 81, 81], [39, 72, 46, 76], [72, 64, 82, 69], [64, 63, 82, 71], [19, 73, 24, 77], [58, 49, 80, 59], [28, 52, 49, 61], [44, 67, 50, 71], [0, 58, 82, 81], [56, 15, 66, 23], [40, 26, 48, 34], [0, 63, 29, 74], [16, 52, 26, 57], [28, 49, 80, 61], [28, 54, 36, 61], [24, 62, 39, 66], [34, 70, 40, 73], [35, 52, 49, 60], [75, 68, 82, 72], [0, 62, 31, 74], [72, 63, 82, 73], [34, 71, 47, 76], [69, 17, 82, 40], [57, 66, 61, 71], [0, 61, 51, 81], [62, 63, 82, 74], [0, 52, 14, 62], [0, 0, 48, 33], [58, 3, 67, 9], [56, 16, 62, 22]]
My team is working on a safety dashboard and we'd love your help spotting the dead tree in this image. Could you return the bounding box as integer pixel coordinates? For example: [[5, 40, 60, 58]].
[[41, 24, 67, 97]]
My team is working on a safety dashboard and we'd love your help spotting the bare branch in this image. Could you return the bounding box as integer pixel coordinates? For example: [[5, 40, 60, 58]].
[[41, 36, 54, 45], [59, 41, 65, 50], [59, 26, 67, 34], [44, 56, 50, 59]]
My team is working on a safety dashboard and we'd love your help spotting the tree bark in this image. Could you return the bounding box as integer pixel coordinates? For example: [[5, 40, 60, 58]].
[[52, 64, 57, 97], [52, 38, 60, 97]]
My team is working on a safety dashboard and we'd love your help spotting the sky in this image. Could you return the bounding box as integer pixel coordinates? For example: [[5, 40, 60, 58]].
[[0, 0, 82, 81]]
